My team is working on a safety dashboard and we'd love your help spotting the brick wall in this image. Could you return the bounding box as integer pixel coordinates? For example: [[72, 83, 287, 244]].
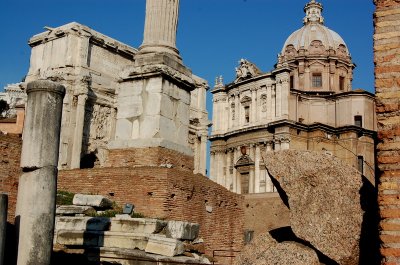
[[106, 147, 194, 172], [0, 133, 22, 223], [58, 167, 244, 257], [374, 1, 400, 264]]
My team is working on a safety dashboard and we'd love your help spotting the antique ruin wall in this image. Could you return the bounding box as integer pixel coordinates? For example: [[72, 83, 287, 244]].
[[375, 0, 400, 264]]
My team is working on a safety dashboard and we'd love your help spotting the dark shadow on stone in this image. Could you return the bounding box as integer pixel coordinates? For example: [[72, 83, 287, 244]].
[[265, 166, 290, 209], [359, 176, 380, 265], [269, 226, 339, 265]]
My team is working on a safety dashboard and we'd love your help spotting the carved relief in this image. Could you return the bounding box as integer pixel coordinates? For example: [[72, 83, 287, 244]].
[[285, 44, 297, 59], [234, 59, 262, 83], [337, 44, 348, 58], [261, 94, 267, 112], [309, 40, 325, 54], [231, 103, 236, 120]]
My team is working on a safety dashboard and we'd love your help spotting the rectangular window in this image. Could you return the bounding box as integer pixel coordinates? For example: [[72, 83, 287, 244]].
[[312, 73, 322, 88], [339, 76, 345, 90], [354, 115, 362, 127], [357, 156, 364, 174], [244, 106, 250, 123], [290, 76, 294, 89]]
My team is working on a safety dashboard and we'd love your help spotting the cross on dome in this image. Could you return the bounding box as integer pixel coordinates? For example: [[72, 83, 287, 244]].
[[303, 0, 324, 25]]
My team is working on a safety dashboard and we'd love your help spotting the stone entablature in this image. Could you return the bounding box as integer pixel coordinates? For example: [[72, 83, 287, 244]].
[[23, 21, 209, 175]]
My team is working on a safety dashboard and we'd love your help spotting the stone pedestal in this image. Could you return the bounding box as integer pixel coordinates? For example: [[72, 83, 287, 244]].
[[0, 194, 7, 265], [16, 80, 65, 265]]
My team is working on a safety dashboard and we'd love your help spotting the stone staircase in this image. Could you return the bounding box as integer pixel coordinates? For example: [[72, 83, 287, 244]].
[[53, 194, 210, 264]]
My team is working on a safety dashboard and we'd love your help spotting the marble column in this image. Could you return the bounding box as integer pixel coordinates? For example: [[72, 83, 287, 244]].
[[276, 82, 282, 118], [233, 148, 238, 193], [267, 85, 272, 121], [210, 152, 216, 181], [16, 80, 65, 265], [0, 194, 7, 265], [199, 135, 207, 175], [140, 0, 180, 57], [249, 145, 255, 193], [251, 89, 257, 124], [226, 150, 232, 189], [254, 144, 260, 193], [71, 94, 88, 169], [235, 93, 240, 128]]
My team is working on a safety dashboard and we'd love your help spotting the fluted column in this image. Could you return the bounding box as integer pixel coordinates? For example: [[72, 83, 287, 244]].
[[210, 151, 216, 181], [71, 94, 88, 169], [226, 149, 232, 189], [140, 0, 180, 57], [235, 93, 240, 128], [254, 144, 260, 193], [251, 89, 257, 124], [199, 135, 207, 175]]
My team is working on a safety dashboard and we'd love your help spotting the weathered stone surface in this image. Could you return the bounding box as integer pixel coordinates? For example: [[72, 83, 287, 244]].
[[110, 217, 166, 234], [166, 221, 199, 240], [56, 205, 95, 216], [55, 230, 101, 247], [102, 232, 148, 250], [72, 194, 113, 208], [145, 235, 184, 257], [55, 217, 110, 231], [263, 150, 363, 265], [235, 231, 319, 265]]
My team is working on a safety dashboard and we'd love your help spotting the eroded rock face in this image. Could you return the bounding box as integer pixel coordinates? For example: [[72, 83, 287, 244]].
[[234, 232, 319, 265], [263, 150, 363, 265]]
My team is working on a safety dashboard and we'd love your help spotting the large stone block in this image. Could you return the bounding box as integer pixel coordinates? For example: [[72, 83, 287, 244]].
[[235, 231, 319, 265], [55, 217, 110, 231], [55, 230, 101, 247], [102, 232, 148, 250], [263, 150, 364, 265], [166, 221, 199, 240], [145, 235, 184, 257], [73, 194, 113, 208], [110, 217, 167, 234]]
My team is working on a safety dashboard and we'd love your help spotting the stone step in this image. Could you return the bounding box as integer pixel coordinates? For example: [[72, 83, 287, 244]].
[[55, 216, 111, 231], [55, 230, 149, 250], [110, 217, 166, 234]]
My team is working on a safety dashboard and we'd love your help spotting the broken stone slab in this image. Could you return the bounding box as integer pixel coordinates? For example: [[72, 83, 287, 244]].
[[55, 230, 102, 247], [102, 232, 148, 250], [184, 242, 205, 254], [145, 235, 184, 257], [263, 150, 363, 265], [56, 205, 95, 216], [234, 231, 319, 265], [55, 217, 110, 231], [165, 221, 199, 240], [110, 217, 166, 234], [73, 194, 113, 208]]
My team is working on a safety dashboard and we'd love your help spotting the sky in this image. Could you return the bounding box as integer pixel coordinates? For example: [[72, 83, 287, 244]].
[[0, 0, 375, 175]]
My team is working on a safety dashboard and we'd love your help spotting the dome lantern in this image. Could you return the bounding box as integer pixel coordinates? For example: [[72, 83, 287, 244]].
[[303, 0, 324, 25]]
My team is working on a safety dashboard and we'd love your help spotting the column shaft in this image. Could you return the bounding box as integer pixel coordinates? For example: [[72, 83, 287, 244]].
[[140, 0, 180, 56], [16, 80, 65, 265], [254, 145, 260, 193], [71, 94, 88, 169]]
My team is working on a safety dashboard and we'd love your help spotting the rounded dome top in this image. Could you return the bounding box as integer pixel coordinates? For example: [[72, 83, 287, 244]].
[[281, 0, 349, 56]]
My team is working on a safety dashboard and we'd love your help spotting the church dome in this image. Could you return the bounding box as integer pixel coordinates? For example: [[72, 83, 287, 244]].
[[281, 0, 349, 56]]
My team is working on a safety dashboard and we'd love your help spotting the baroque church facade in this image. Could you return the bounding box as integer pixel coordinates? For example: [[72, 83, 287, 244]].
[[209, 0, 376, 194]]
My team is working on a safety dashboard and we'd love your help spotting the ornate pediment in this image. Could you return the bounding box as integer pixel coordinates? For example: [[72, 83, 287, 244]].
[[234, 59, 262, 83]]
